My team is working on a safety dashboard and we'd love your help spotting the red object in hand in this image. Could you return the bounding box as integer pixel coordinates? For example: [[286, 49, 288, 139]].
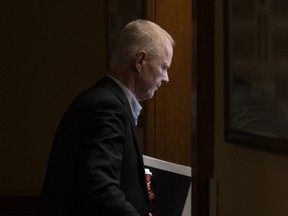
[[145, 168, 155, 200]]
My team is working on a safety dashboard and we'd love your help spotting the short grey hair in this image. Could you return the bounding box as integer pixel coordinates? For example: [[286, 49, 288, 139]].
[[110, 19, 175, 67]]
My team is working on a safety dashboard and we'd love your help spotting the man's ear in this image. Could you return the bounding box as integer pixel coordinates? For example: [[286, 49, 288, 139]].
[[135, 50, 147, 72]]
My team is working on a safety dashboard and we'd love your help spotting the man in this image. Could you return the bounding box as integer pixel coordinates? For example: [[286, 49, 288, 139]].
[[41, 19, 174, 216]]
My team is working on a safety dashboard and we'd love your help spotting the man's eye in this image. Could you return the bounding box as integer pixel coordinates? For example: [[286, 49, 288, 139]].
[[162, 65, 168, 71]]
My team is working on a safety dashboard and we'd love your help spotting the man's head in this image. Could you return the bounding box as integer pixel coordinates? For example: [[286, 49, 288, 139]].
[[110, 19, 175, 101]]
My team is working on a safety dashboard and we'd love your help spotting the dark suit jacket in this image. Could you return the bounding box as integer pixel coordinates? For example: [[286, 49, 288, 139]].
[[41, 76, 150, 216]]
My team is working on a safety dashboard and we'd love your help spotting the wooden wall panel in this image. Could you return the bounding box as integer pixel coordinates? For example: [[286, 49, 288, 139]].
[[143, 0, 157, 157], [144, 0, 193, 166]]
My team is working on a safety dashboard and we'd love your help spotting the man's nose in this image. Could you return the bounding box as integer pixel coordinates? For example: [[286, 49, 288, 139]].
[[163, 73, 169, 82]]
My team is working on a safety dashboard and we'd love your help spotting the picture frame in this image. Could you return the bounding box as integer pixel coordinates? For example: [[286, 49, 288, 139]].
[[224, 0, 288, 153]]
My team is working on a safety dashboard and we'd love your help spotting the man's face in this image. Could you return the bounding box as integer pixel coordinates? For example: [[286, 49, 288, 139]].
[[135, 39, 173, 101]]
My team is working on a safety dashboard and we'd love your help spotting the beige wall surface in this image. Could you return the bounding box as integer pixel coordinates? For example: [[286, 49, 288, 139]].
[[0, 0, 106, 196], [215, 0, 288, 215]]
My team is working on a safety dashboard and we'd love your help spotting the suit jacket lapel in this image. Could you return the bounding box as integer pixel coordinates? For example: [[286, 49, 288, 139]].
[[98, 76, 142, 153], [98, 76, 148, 191]]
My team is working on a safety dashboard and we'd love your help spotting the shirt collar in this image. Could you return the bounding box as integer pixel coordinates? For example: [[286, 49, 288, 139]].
[[107, 75, 142, 125]]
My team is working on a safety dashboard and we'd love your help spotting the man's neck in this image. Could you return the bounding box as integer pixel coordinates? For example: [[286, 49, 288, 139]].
[[107, 68, 136, 96]]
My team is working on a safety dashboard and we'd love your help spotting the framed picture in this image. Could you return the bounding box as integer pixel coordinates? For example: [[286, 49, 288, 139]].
[[224, 0, 288, 152]]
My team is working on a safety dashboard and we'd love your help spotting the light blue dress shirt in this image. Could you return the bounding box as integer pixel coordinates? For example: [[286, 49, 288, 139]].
[[107, 75, 142, 125]]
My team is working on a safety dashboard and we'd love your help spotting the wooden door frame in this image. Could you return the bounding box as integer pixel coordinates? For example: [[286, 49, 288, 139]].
[[192, 0, 215, 215]]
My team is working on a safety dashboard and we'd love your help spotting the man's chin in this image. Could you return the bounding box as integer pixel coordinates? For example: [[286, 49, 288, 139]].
[[147, 91, 156, 99], [139, 92, 155, 101]]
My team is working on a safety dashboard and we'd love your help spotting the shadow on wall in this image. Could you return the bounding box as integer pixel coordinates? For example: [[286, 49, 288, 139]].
[[0, 0, 107, 197]]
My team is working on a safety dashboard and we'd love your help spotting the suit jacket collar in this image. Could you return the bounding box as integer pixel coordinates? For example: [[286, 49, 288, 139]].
[[98, 76, 135, 124], [97, 76, 141, 149]]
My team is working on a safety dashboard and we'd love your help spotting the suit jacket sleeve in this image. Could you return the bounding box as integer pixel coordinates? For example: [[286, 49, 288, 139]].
[[78, 98, 140, 216]]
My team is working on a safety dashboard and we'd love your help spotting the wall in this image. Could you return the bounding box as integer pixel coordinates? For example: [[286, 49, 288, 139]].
[[144, 0, 193, 166], [0, 0, 106, 196], [215, 0, 288, 215]]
